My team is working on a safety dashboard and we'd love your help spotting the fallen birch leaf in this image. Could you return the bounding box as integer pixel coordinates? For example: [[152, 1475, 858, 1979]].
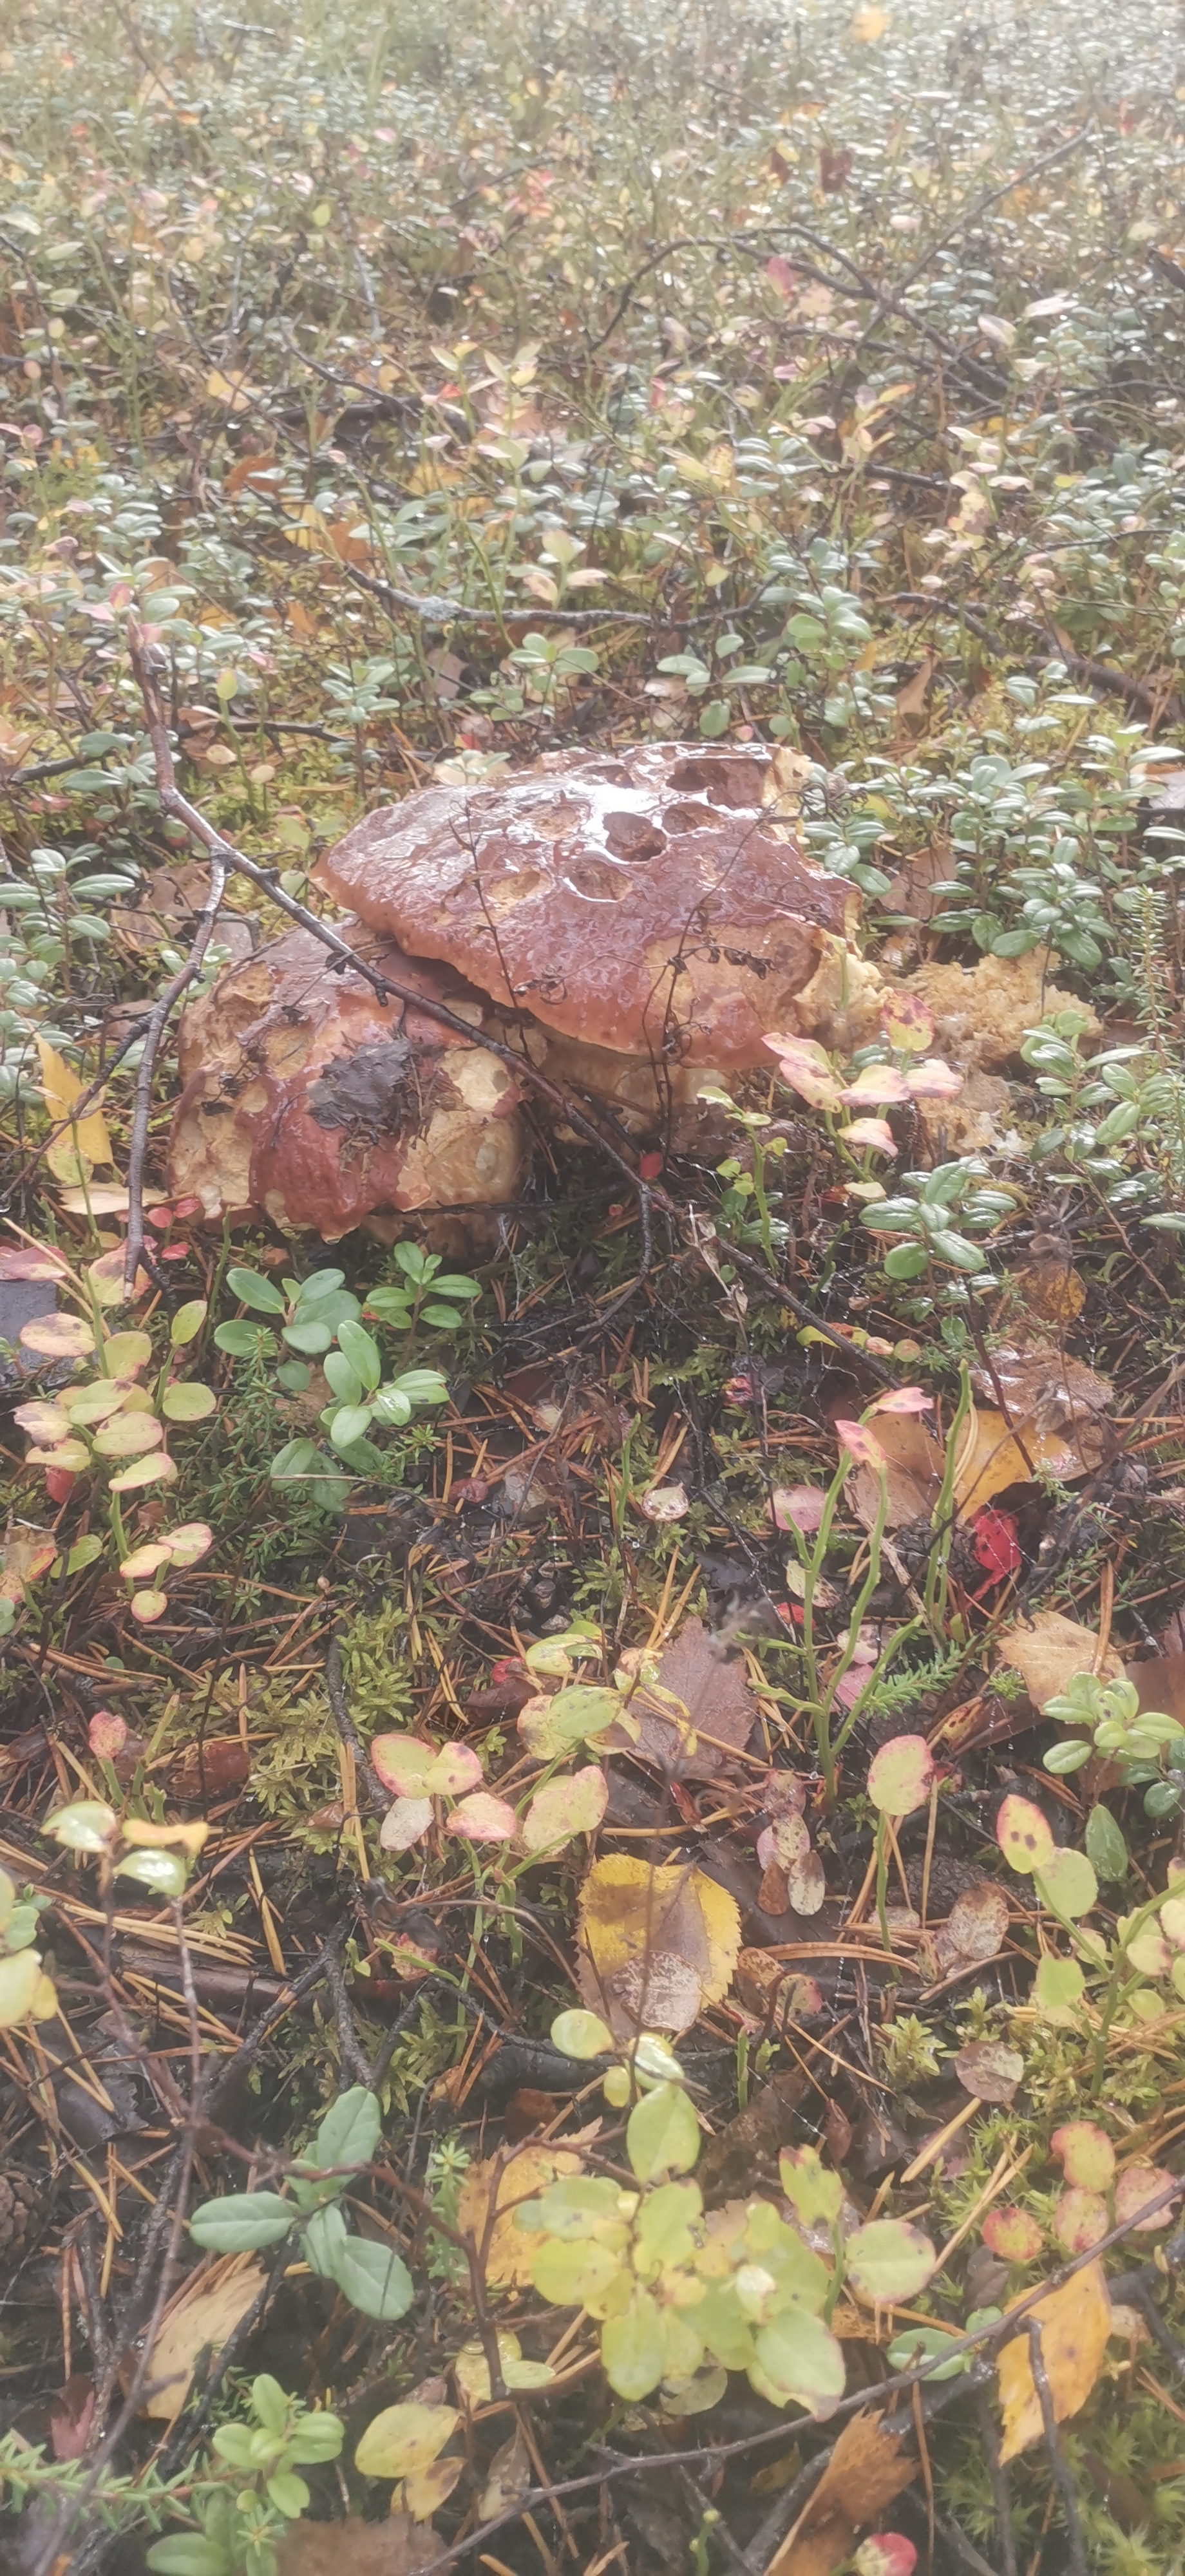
[[763, 2407, 916, 2576], [278, 2516, 438, 2575], [455, 2144, 585, 2287], [933, 1882, 1009, 1975], [577, 1854, 741, 2037], [997, 2260, 1111, 2462], [850, 1410, 942, 1533], [602, 1617, 755, 1780], [996, 1611, 1123, 1711], [142, 2255, 266, 2421], [35, 1036, 113, 1169]]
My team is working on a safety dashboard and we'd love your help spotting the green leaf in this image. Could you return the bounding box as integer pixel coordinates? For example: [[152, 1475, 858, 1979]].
[[1033, 1955, 1086, 2019], [391, 1368, 450, 1405], [117, 1847, 187, 1898], [337, 1318, 382, 1387], [294, 1269, 346, 1303], [752, 2307, 846, 2416], [329, 2236, 415, 2320], [265, 2472, 309, 2519], [1043, 1739, 1093, 1774], [996, 1794, 1055, 1875], [170, 1300, 207, 1347], [146, 2543, 231, 2576], [883, 1242, 929, 1278], [214, 1319, 270, 1357], [1085, 1803, 1128, 1881], [251, 2374, 289, 2434], [66, 1533, 104, 1575], [282, 1318, 334, 1355], [533, 2235, 622, 2306], [355, 2400, 458, 2479], [43, 1799, 117, 1852], [0, 1949, 46, 2029], [329, 1403, 375, 1453], [162, 1381, 217, 1423], [421, 1302, 468, 1328], [845, 2218, 937, 2302], [867, 1734, 934, 1817], [602, 2289, 667, 2398], [886, 2324, 967, 2380], [626, 2081, 701, 2181], [270, 1437, 321, 1481], [226, 1267, 287, 1314], [302, 2203, 347, 2274], [550, 2008, 613, 2059], [778, 2145, 844, 2229], [1036, 1846, 1098, 1920], [323, 1350, 363, 1406], [314, 2085, 381, 2173], [428, 1275, 481, 1301], [287, 2410, 345, 2462], [361, 1286, 415, 1325], [190, 2192, 293, 2253], [393, 1242, 431, 1282], [276, 1359, 312, 1393], [634, 2178, 701, 2269]]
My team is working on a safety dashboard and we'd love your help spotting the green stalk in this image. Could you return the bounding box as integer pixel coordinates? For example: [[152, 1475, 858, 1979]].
[[924, 1362, 972, 1636]]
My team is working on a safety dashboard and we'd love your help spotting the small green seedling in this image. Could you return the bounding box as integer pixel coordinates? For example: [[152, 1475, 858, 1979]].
[[188, 2085, 413, 2324], [867, 1734, 935, 1953], [214, 1261, 463, 1495]]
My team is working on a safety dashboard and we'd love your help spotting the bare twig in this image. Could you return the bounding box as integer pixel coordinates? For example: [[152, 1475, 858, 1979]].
[[120, 722, 226, 1293], [974, 2382, 1019, 2576], [1027, 2319, 1089, 2576]]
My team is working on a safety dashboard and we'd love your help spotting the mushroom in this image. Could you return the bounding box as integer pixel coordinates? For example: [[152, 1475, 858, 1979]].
[[314, 740, 877, 1074], [169, 922, 527, 1241]]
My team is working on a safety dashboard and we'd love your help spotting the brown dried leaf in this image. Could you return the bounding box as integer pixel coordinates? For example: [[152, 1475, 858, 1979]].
[[969, 1344, 1112, 1475], [602, 1617, 756, 1779], [849, 1410, 943, 1532], [953, 2041, 1023, 2105], [278, 2518, 439, 2576], [763, 2408, 917, 2576], [933, 1882, 1009, 1975], [996, 1610, 1123, 1712]]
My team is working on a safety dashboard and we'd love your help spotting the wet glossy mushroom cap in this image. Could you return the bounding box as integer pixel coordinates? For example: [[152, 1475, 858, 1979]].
[[169, 923, 526, 1240], [314, 741, 856, 1069]]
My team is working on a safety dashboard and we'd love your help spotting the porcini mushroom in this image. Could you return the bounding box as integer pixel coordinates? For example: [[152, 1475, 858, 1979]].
[[315, 741, 874, 1072], [169, 922, 526, 1240]]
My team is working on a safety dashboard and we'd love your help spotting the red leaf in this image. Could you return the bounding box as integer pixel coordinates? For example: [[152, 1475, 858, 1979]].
[[971, 1507, 1021, 1582], [638, 1151, 664, 1180]]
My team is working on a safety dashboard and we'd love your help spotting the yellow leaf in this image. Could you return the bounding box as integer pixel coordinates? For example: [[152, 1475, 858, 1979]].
[[951, 1406, 1095, 1517], [36, 1036, 112, 1167], [143, 2256, 267, 2421], [205, 368, 256, 411], [577, 1855, 741, 2038], [455, 2144, 585, 2288], [852, 5, 888, 35], [998, 2263, 1111, 2461], [354, 2400, 459, 2481]]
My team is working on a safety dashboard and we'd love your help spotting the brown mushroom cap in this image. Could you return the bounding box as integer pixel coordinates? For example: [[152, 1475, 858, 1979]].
[[314, 741, 855, 1070], [169, 923, 526, 1240]]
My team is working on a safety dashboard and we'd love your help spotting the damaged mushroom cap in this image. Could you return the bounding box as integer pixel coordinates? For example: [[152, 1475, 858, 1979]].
[[169, 923, 527, 1241], [314, 741, 869, 1070]]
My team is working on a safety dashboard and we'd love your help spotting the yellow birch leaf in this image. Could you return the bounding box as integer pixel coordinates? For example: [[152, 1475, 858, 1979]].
[[852, 5, 889, 35], [455, 2143, 585, 2288], [577, 1855, 741, 2038], [36, 1036, 112, 1167], [143, 2255, 267, 2420], [998, 2262, 1111, 2463]]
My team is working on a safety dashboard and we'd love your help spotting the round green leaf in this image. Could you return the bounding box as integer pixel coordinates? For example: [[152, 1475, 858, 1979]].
[[329, 1402, 374, 1452], [270, 1438, 321, 1481], [214, 1320, 270, 1357], [323, 1350, 363, 1406], [602, 2289, 667, 2399], [1036, 1846, 1097, 1920], [550, 2009, 613, 2060], [845, 2218, 937, 2303], [162, 1381, 217, 1423], [522, 1766, 608, 1854], [43, 1799, 117, 1852], [117, 1847, 188, 1897], [92, 1412, 164, 1458], [627, 2080, 701, 2182], [226, 1267, 287, 1313], [1033, 1955, 1086, 2019], [283, 1319, 334, 1356], [189, 2192, 293, 2253], [170, 1300, 208, 1347], [1084, 1803, 1128, 1880], [996, 1794, 1055, 1875], [753, 2307, 846, 2416], [867, 1734, 934, 1817], [532, 2236, 621, 2307], [329, 2235, 414, 2320]]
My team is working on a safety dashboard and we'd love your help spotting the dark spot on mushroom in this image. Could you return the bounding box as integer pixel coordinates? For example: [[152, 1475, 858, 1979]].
[[603, 812, 665, 861], [307, 1039, 421, 1138]]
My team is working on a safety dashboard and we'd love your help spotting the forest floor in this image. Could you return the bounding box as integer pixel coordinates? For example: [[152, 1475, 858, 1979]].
[[5, 3, 1185, 2572]]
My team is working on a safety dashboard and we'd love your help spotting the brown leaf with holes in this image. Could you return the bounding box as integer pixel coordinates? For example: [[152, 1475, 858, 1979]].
[[762, 2409, 917, 2576], [602, 1618, 756, 1778], [998, 2262, 1112, 2462], [996, 1610, 1123, 1712], [278, 2519, 439, 2576], [577, 1854, 741, 2037]]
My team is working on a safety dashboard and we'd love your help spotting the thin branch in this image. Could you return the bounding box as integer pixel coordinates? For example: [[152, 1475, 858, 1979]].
[[122, 838, 226, 1294], [1027, 2320, 1088, 2576]]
